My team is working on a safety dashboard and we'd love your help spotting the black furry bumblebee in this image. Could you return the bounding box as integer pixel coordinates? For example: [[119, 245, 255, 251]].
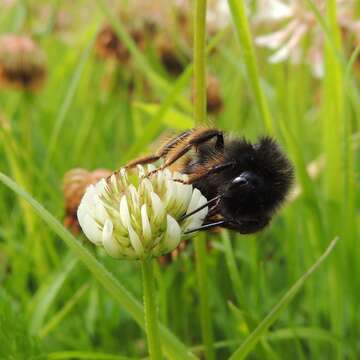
[[126, 128, 294, 234]]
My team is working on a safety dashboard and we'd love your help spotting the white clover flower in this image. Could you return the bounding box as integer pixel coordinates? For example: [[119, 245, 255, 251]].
[[77, 165, 208, 260], [254, 0, 360, 77], [207, 0, 231, 33]]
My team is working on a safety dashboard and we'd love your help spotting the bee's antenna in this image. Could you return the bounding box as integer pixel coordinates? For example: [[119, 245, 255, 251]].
[[180, 194, 222, 221]]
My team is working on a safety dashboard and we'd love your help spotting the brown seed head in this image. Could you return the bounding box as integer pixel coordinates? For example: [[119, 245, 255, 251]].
[[95, 23, 146, 64], [156, 36, 188, 76], [0, 34, 47, 91], [63, 168, 112, 234]]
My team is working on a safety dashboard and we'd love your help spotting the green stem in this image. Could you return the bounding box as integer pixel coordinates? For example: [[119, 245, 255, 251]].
[[194, 238, 215, 360], [193, 1, 215, 359], [141, 258, 163, 360], [221, 231, 244, 308], [227, 0, 274, 134], [193, 0, 207, 123]]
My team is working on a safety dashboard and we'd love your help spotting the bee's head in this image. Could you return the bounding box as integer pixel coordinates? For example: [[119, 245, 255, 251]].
[[222, 136, 294, 221]]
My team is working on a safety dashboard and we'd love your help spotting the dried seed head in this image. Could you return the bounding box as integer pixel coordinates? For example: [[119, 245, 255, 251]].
[[0, 34, 47, 91], [77, 166, 208, 260], [95, 23, 146, 64], [63, 168, 112, 234], [156, 36, 188, 76]]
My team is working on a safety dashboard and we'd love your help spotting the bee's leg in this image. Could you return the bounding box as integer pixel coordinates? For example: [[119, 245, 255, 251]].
[[184, 220, 227, 234], [224, 217, 270, 234], [148, 129, 224, 176], [175, 161, 234, 185], [125, 154, 162, 169], [185, 217, 270, 235], [125, 130, 193, 169], [208, 201, 221, 217], [180, 195, 221, 220]]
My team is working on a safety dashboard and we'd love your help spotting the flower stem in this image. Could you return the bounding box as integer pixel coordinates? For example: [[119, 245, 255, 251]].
[[227, 0, 274, 134], [194, 237, 215, 360], [193, 0, 207, 124], [193, 1, 215, 359], [141, 258, 162, 360]]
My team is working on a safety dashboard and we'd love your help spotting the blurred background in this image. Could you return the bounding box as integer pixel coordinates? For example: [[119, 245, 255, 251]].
[[0, 0, 359, 359]]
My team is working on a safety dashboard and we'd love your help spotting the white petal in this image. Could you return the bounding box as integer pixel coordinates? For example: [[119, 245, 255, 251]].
[[94, 200, 107, 223], [162, 215, 181, 252], [182, 208, 207, 233], [150, 192, 166, 226], [78, 213, 102, 245], [269, 45, 290, 63], [102, 219, 113, 241], [137, 165, 145, 178], [119, 168, 128, 187], [186, 188, 203, 214], [141, 178, 154, 196], [95, 178, 108, 195], [255, 0, 292, 22], [128, 184, 139, 208], [110, 174, 119, 194], [271, 24, 306, 64], [128, 225, 144, 257], [141, 204, 152, 245], [164, 180, 177, 208], [80, 185, 97, 215], [102, 220, 122, 258], [177, 183, 193, 215], [255, 19, 298, 49], [119, 195, 131, 228], [76, 198, 88, 223], [183, 192, 208, 233]]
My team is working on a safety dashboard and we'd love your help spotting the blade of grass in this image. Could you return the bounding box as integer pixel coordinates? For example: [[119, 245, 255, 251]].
[[229, 237, 339, 360], [45, 34, 95, 170], [47, 352, 140, 360], [0, 172, 197, 360], [221, 231, 244, 308], [134, 102, 193, 130], [0, 122, 35, 234], [29, 254, 78, 335], [227, 0, 274, 134], [191, 326, 343, 352], [323, 4, 345, 357], [193, 0, 215, 359], [38, 283, 90, 338]]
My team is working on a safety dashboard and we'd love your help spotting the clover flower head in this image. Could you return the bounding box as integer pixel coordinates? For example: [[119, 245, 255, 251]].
[[1, 0, 16, 8], [207, 0, 231, 34], [77, 166, 208, 260], [254, 0, 360, 77]]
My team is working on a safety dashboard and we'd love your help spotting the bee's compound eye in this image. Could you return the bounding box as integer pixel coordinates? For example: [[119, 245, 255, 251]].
[[232, 171, 261, 189], [232, 175, 248, 186]]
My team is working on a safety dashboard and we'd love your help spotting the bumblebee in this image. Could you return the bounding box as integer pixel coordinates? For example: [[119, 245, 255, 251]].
[[126, 128, 294, 234]]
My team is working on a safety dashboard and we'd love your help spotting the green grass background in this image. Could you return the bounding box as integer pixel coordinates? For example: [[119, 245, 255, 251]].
[[0, 1, 359, 359]]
